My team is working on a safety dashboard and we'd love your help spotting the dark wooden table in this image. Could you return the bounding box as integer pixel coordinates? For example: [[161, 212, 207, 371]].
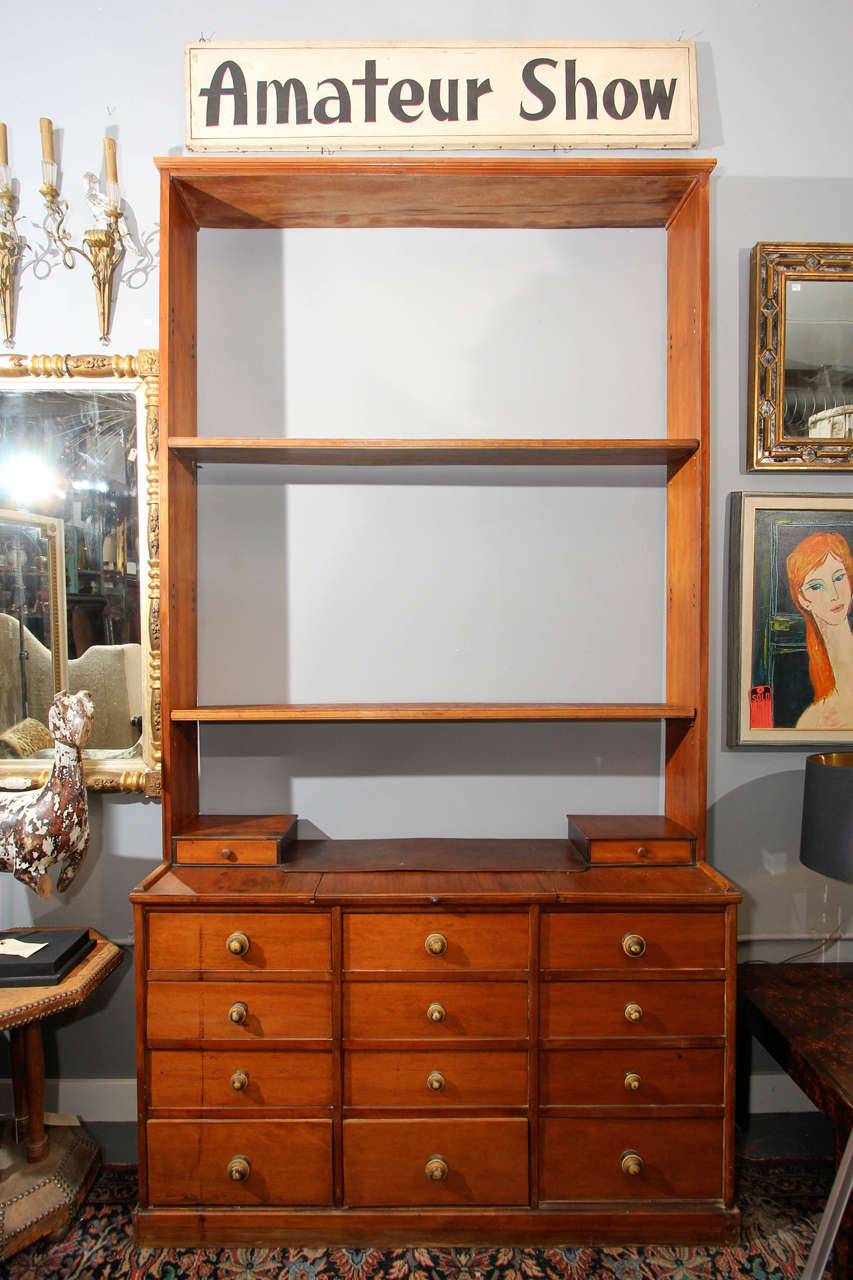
[[739, 962, 853, 1279], [0, 930, 123, 1259]]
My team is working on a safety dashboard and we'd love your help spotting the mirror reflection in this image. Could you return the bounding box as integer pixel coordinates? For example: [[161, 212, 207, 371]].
[[785, 279, 853, 437], [0, 385, 142, 756], [0, 355, 160, 794]]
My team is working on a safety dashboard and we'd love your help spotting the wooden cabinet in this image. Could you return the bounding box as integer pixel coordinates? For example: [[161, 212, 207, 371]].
[[131, 156, 740, 1246]]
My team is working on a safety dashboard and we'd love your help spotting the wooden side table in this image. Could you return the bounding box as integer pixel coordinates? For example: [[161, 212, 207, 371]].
[[738, 962, 853, 1280], [0, 929, 123, 1260]]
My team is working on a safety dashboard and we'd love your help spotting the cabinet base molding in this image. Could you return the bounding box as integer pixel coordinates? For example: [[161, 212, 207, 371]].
[[133, 1203, 741, 1248]]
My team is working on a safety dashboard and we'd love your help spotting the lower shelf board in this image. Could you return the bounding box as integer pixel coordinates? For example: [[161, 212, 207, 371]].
[[133, 1202, 741, 1248]]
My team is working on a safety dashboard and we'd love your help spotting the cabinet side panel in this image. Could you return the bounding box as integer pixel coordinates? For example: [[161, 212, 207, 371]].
[[665, 177, 709, 852], [160, 173, 199, 840]]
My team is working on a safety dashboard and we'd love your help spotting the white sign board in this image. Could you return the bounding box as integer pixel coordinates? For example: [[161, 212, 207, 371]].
[[185, 42, 698, 152]]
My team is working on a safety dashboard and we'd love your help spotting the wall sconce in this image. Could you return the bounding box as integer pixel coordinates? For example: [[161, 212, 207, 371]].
[[0, 123, 23, 346], [38, 118, 127, 344]]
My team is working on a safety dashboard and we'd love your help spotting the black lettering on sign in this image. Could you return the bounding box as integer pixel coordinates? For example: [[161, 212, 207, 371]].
[[199, 60, 248, 127]]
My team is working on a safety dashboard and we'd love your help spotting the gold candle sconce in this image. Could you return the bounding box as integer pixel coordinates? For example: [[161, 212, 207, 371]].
[[0, 122, 24, 346], [39, 120, 127, 344]]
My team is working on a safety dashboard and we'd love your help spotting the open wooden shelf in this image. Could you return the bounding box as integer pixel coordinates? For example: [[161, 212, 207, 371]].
[[169, 437, 699, 467], [173, 702, 696, 724]]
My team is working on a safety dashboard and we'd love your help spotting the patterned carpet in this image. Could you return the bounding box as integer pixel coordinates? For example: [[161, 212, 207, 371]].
[[4, 1157, 834, 1279]]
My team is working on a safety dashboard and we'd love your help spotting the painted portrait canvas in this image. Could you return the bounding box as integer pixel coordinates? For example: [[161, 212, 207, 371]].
[[728, 493, 853, 745]]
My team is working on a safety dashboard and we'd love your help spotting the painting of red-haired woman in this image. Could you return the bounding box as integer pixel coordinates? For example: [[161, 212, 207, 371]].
[[786, 530, 853, 730], [728, 494, 853, 744]]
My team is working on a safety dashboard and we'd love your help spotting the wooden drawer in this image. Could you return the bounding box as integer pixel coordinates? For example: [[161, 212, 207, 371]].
[[147, 981, 332, 1042], [174, 838, 281, 865], [344, 911, 529, 971], [541, 912, 725, 971], [146, 1119, 332, 1204], [344, 1118, 528, 1206], [149, 1049, 334, 1108], [541, 980, 724, 1038], [345, 1049, 528, 1107], [147, 911, 330, 972], [567, 816, 694, 866], [344, 981, 528, 1040], [541, 1047, 724, 1106], [540, 1116, 723, 1201]]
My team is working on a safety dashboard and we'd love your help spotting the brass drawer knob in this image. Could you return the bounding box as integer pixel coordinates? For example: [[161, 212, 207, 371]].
[[226, 931, 250, 956], [427, 1070, 446, 1092], [622, 933, 646, 958], [425, 1155, 448, 1181], [624, 1072, 642, 1092], [621, 1150, 644, 1176], [220, 847, 236, 861], [227, 1154, 251, 1182], [624, 1002, 643, 1023], [230, 1069, 249, 1092], [427, 1002, 446, 1023], [425, 932, 448, 956], [228, 1001, 248, 1025]]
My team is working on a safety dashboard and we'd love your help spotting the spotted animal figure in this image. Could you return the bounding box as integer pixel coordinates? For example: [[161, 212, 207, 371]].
[[0, 689, 94, 898]]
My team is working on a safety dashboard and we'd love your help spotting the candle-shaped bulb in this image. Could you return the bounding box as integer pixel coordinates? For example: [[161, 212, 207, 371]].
[[0, 124, 8, 168], [40, 117, 55, 164], [103, 136, 118, 185]]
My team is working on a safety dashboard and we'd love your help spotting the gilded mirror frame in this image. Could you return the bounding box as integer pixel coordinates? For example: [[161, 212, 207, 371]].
[[748, 242, 853, 470], [0, 351, 160, 795]]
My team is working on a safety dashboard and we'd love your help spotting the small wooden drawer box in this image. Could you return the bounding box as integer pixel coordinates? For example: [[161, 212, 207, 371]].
[[172, 814, 297, 865], [541, 911, 725, 971], [541, 980, 725, 1039], [567, 816, 695, 866], [540, 1046, 724, 1106], [147, 981, 332, 1042], [344, 911, 529, 972], [540, 1116, 723, 1202], [149, 1048, 334, 1108], [147, 911, 331, 973], [344, 1048, 528, 1107], [344, 980, 529, 1040], [146, 1118, 332, 1204], [343, 1117, 529, 1206]]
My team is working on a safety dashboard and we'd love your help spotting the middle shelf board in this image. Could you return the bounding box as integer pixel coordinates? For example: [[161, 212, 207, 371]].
[[168, 437, 699, 467], [172, 703, 696, 723]]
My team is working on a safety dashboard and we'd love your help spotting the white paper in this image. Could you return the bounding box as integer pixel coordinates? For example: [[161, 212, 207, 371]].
[[0, 938, 49, 958]]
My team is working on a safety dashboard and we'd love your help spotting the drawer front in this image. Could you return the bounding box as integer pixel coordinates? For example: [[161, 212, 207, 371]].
[[541, 980, 724, 1038], [587, 839, 692, 866], [149, 1049, 334, 1108], [344, 981, 528, 1040], [147, 912, 331, 972], [146, 1119, 332, 1205], [174, 838, 280, 866], [147, 981, 332, 1042], [344, 1118, 528, 1206], [540, 1116, 723, 1201], [541, 1047, 724, 1106], [344, 912, 529, 972], [345, 1049, 528, 1107], [541, 912, 725, 971]]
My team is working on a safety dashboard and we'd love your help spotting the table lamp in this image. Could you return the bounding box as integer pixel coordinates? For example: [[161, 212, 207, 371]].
[[799, 751, 853, 1280]]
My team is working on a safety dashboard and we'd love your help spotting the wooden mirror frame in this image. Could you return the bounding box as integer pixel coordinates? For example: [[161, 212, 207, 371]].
[[0, 351, 161, 795], [748, 242, 853, 470]]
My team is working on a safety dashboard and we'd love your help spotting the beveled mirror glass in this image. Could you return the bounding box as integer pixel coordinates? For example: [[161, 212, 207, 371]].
[[748, 242, 853, 469], [0, 352, 160, 794]]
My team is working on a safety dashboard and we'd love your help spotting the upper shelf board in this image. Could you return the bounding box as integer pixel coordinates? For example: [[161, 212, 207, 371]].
[[155, 156, 715, 230], [169, 437, 699, 467], [173, 703, 696, 723]]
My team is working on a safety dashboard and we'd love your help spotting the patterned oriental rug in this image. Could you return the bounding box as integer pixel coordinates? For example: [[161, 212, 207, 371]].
[[4, 1157, 835, 1280]]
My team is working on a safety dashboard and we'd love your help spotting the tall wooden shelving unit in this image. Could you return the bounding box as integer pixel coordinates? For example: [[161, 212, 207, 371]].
[[132, 157, 740, 1246]]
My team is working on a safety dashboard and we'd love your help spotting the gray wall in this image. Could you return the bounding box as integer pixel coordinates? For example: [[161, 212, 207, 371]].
[[2, 1, 853, 1126]]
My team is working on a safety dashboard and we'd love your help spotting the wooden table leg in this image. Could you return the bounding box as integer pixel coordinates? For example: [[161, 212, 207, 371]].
[[8, 1027, 30, 1146], [22, 1023, 48, 1163]]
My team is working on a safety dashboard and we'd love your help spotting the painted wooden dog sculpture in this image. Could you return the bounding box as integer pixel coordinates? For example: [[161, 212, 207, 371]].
[[0, 689, 94, 898]]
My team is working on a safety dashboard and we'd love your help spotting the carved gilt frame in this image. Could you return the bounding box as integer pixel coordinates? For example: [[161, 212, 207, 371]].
[[0, 352, 161, 795], [748, 242, 853, 470]]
